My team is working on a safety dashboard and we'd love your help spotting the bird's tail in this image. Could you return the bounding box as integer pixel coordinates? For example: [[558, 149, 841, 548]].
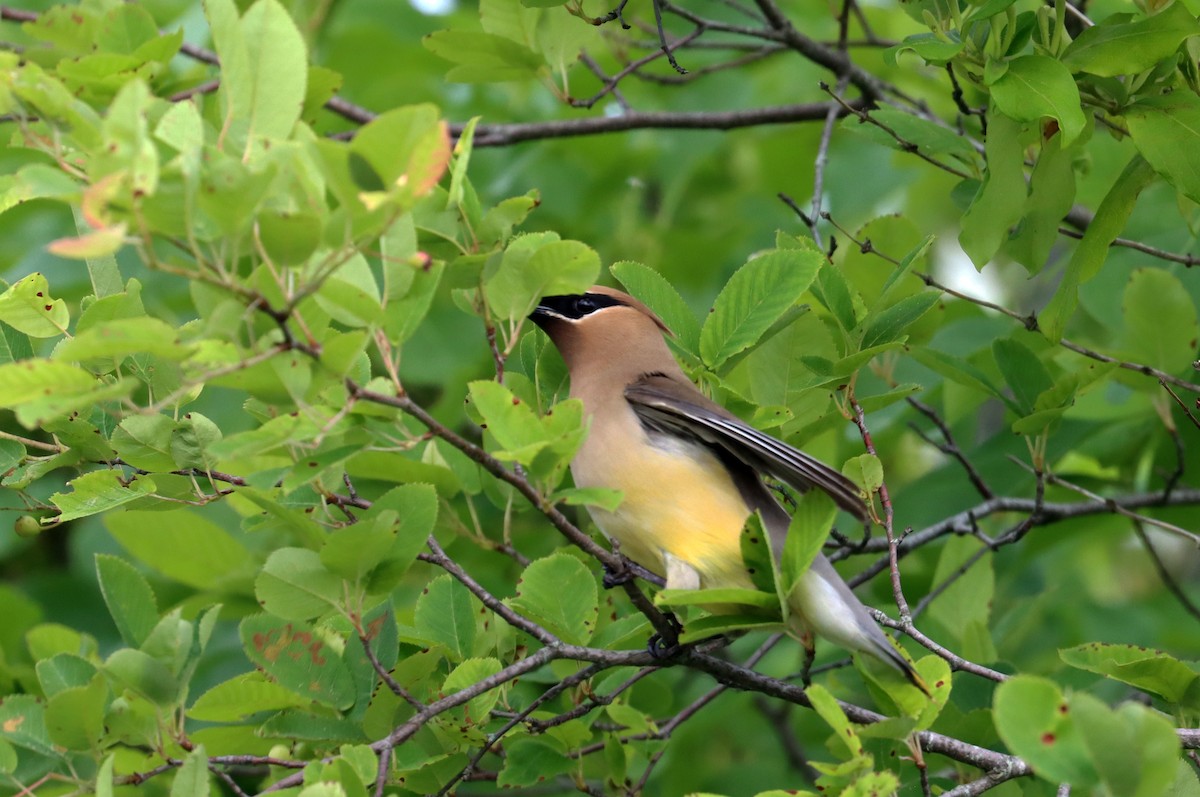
[[868, 635, 931, 697]]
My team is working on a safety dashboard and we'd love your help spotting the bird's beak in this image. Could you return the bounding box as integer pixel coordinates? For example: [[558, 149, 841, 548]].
[[529, 295, 571, 331], [529, 303, 555, 331]]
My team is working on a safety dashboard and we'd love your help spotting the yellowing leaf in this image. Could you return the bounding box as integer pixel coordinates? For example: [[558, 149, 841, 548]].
[[47, 223, 127, 260]]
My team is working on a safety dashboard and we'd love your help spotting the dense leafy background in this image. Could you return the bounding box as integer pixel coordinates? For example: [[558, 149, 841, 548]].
[[1, 0, 1199, 795]]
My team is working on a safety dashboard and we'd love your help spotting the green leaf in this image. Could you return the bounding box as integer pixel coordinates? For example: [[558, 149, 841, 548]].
[[45, 674, 107, 751], [910, 346, 1009, 405], [656, 586, 780, 610], [315, 254, 383, 327], [24, 4, 100, 52], [610, 260, 702, 354], [1070, 693, 1181, 797], [739, 512, 779, 597], [110, 415, 178, 472], [36, 654, 98, 697], [259, 711, 368, 743], [469, 380, 585, 471], [812, 262, 859, 334], [509, 553, 598, 645], [960, 110, 1027, 267], [551, 486, 624, 512], [343, 604, 399, 723], [385, 261, 445, 344], [479, 192, 539, 246], [239, 614, 356, 709], [188, 671, 309, 721], [414, 573, 477, 661], [0, 359, 135, 429], [194, 150, 276, 236], [95, 554, 157, 648], [1040, 154, 1157, 341], [95, 755, 114, 797], [1060, 642, 1200, 708], [857, 291, 941, 350], [256, 548, 345, 621], [926, 536, 995, 662], [843, 772, 900, 797], [886, 31, 964, 64], [841, 453, 883, 495], [992, 337, 1053, 415], [994, 675, 1097, 788], [320, 510, 399, 583], [497, 738, 574, 787], [170, 745, 212, 797], [1122, 268, 1198, 375], [485, 237, 601, 321], [1062, 4, 1200, 77], [1126, 93, 1200, 205], [843, 110, 978, 167], [302, 65, 343, 123], [441, 657, 505, 729], [780, 492, 837, 599], [50, 470, 156, 522], [343, 105, 450, 208], [76, 279, 146, 333], [72, 206, 122, 298], [356, 484, 438, 593], [423, 31, 544, 83], [257, 210, 322, 267], [170, 412, 223, 470], [105, 648, 181, 707], [876, 235, 936, 306], [0, 695, 54, 755], [470, 378, 547, 458], [678, 613, 783, 643], [26, 623, 97, 660], [700, 249, 822, 368], [56, 317, 192, 362], [234, 487, 327, 549], [0, 439, 23, 480], [0, 322, 33, 365], [106, 509, 255, 591], [806, 683, 864, 757], [211, 0, 308, 151], [93, 78, 158, 194], [97, 4, 159, 53], [0, 272, 69, 338], [990, 55, 1085, 145], [1007, 133, 1078, 272]]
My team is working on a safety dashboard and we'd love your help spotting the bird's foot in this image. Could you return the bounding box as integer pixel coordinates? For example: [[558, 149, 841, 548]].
[[601, 561, 635, 589], [646, 613, 684, 659]]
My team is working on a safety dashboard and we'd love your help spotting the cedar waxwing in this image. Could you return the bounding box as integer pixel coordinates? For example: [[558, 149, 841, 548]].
[[531, 286, 925, 691]]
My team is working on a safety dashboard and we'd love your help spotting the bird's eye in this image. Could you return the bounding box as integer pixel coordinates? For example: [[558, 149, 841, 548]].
[[575, 295, 599, 314]]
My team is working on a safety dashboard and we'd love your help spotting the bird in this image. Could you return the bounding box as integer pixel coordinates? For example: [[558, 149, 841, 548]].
[[530, 285, 926, 692]]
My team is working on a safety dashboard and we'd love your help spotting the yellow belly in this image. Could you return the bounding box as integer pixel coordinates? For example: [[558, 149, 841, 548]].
[[574, 433, 755, 591]]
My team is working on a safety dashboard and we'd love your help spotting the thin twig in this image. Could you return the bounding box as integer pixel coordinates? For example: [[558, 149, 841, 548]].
[[359, 634, 425, 710], [1056, 226, 1200, 268], [1039, 469, 1200, 546], [1161, 379, 1200, 432], [808, 76, 850, 250], [907, 398, 994, 499], [1131, 521, 1200, 625]]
